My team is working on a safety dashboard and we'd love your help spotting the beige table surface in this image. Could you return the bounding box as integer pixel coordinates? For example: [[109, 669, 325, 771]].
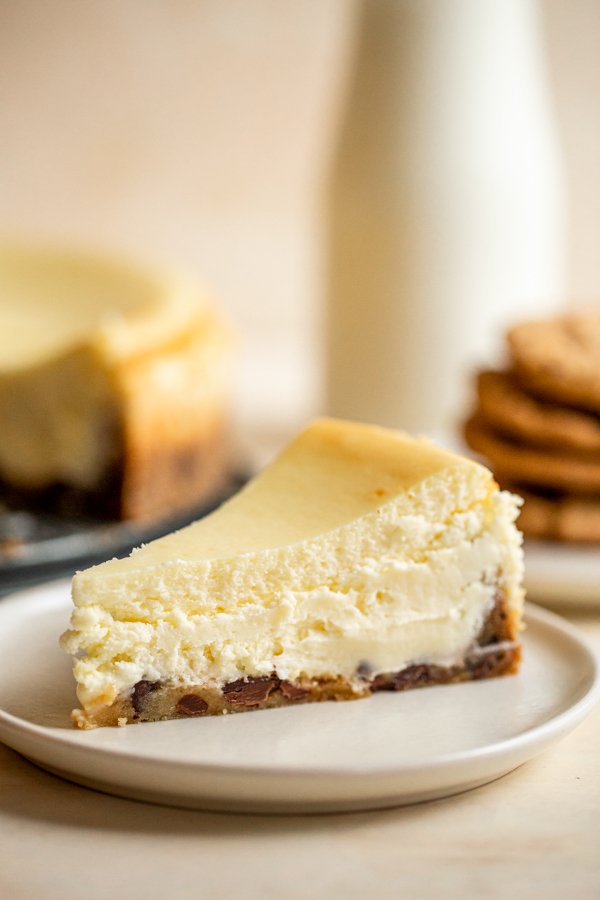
[[0, 608, 598, 900]]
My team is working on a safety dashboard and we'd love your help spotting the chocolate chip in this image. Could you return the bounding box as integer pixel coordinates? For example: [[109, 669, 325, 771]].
[[371, 664, 444, 692], [467, 649, 507, 679], [392, 664, 429, 690], [279, 680, 309, 701], [396, 664, 443, 689], [176, 694, 208, 716], [370, 674, 395, 692], [369, 646, 519, 694], [222, 675, 280, 706], [131, 679, 160, 715], [356, 660, 373, 679]]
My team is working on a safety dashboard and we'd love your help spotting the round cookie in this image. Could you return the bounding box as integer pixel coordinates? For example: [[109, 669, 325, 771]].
[[464, 414, 600, 494], [504, 485, 600, 544], [507, 313, 600, 413], [476, 369, 600, 454]]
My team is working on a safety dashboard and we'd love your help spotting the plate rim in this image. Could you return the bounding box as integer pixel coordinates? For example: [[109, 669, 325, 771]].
[[523, 538, 600, 605], [0, 581, 598, 783], [0, 474, 247, 576]]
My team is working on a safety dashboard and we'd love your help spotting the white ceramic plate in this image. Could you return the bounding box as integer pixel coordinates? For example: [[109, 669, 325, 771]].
[[524, 540, 600, 608], [0, 581, 598, 814]]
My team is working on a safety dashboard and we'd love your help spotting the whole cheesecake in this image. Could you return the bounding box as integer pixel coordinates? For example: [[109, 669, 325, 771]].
[[0, 244, 233, 521], [61, 418, 525, 728]]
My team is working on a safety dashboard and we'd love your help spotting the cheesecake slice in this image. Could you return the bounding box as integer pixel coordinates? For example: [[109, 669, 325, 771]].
[[61, 418, 524, 728], [0, 243, 233, 521]]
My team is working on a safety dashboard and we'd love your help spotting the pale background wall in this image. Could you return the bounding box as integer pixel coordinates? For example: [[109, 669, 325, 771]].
[[544, 0, 600, 301], [1, 0, 599, 453]]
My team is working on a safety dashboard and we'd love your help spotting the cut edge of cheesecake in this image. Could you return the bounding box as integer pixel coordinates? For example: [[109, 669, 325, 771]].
[[61, 418, 525, 728]]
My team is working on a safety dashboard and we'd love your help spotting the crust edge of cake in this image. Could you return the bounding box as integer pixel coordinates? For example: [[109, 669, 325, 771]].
[[71, 591, 522, 729], [72, 645, 522, 730]]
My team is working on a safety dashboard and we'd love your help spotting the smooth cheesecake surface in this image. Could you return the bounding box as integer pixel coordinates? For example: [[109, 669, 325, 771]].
[[62, 419, 524, 721], [83, 417, 485, 565], [0, 243, 211, 371]]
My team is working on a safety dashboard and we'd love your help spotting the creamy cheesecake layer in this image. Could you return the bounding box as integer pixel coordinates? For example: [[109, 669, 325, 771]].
[[62, 421, 523, 715]]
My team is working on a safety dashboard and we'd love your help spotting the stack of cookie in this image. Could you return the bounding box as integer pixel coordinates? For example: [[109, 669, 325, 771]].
[[464, 313, 600, 543]]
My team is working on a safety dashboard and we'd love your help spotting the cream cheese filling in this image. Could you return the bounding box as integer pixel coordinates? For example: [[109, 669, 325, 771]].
[[62, 491, 523, 710]]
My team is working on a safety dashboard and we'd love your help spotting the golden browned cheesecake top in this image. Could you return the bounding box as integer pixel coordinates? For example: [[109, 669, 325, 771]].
[[86, 417, 494, 568]]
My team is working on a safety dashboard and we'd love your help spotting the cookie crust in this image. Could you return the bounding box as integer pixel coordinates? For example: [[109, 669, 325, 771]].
[[71, 590, 521, 729]]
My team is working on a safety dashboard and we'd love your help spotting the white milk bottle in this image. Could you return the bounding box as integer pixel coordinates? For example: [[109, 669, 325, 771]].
[[324, 0, 565, 435]]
